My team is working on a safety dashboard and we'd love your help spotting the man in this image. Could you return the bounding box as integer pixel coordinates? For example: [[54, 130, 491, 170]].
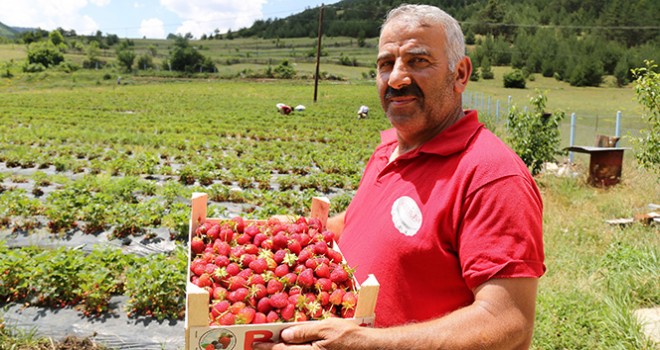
[[255, 4, 545, 349]]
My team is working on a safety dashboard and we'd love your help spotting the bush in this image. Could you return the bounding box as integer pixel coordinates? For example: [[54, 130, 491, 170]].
[[631, 60, 660, 173], [503, 69, 526, 89], [27, 42, 64, 68], [506, 92, 565, 175]]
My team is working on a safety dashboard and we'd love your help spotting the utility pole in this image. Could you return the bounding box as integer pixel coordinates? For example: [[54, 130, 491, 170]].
[[313, 4, 325, 102]]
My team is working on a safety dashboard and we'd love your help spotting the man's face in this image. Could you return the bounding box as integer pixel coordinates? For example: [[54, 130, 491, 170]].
[[376, 20, 459, 136]]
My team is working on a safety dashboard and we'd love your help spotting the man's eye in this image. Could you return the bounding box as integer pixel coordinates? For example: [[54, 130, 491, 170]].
[[378, 61, 393, 69], [411, 57, 428, 64]]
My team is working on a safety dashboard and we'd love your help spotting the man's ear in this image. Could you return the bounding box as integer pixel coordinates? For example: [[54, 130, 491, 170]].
[[454, 56, 472, 93]]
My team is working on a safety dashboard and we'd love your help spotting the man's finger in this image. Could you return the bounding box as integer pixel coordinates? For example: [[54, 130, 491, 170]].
[[280, 324, 322, 344]]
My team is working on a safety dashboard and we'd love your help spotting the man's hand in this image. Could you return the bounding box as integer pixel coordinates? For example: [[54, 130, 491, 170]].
[[253, 318, 368, 350]]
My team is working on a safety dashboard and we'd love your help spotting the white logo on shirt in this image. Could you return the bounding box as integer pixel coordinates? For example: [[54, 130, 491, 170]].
[[391, 196, 422, 236]]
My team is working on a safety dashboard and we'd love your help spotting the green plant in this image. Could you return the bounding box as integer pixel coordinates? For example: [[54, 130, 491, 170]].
[[503, 69, 526, 88], [631, 60, 659, 174], [506, 91, 565, 175], [124, 246, 187, 321]]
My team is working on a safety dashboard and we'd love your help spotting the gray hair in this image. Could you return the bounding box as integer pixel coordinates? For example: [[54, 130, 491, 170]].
[[382, 4, 465, 72]]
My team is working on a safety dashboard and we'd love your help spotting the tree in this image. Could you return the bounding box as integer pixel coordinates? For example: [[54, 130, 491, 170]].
[[568, 57, 604, 87], [631, 60, 660, 174], [506, 92, 565, 175], [49, 30, 64, 46], [168, 36, 216, 73], [115, 40, 136, 72], [85, 40, 102, 69], [481, 57, 495, 79], [26, 41, 64, 68]]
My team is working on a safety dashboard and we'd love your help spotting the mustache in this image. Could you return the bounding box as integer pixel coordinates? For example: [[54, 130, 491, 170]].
[[384, 83, 423, 100]]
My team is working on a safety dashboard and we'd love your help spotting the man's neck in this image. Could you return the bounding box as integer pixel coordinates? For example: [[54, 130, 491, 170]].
[[393, 107, 465, 158]]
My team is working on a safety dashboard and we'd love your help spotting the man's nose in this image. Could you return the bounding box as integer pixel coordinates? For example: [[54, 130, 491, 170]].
[[388, 60, 412, 89]]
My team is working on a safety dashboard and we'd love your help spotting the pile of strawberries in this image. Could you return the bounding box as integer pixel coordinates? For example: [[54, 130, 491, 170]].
[[189, 216, 359, 325]]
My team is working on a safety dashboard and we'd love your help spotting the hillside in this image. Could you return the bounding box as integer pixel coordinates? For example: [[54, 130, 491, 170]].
[[234, 0, 659, 47], [0, 21, 17, 38]]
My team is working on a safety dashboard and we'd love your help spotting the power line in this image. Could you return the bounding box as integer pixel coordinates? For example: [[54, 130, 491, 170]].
[[460, 21, 660, 31]]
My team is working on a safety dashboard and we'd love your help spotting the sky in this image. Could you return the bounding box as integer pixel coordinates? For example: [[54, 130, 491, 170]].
[[0, 0, 333, 39]]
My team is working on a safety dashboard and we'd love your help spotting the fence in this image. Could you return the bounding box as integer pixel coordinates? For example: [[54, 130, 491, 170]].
[[462, 90, 644, 163]]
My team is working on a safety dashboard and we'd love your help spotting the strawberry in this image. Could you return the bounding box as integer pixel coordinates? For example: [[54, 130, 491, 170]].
[[211, 300, 230, 319], [281, 272, 297, 286], [253, 233, 268, 247], [267, 278, 284, 294], [326, 248, 343, 264], [315, 262, 330, 278], [248, 274, 265, 286], [329, 289, 346, 305], [250, 283, 268, 300], [341, 307, 355, 318], [307, 217, 322, 230], [218, 312, 235, 325], [212, 286, 228, 300], [214, 255, 230, 268], [273, 249, 287, 264], [213, 240, 231, 257], [196, 273, 213, 288], [342, 291, 357, 310], [280, 303, 295, 321], [257, 296, 272, 313], [236, 233, 251, 245], [227, 288, 249, 303], [315, 278, 334, 292], [229, 301, 246, 314], [313, 241, 328, 255], [318, 291, 330, 306], [253, 312, 267, 324], [297, 268, 315, 289], [227, 276, 247, 291], [274, 264, 289, 277], [287, 239, 302, 254], [236, 306, 256, 324], [272, 232, 288, 250], [330, 265, 349, 284], [191, 237, 205, 255], [269, 292, 288, 309], [244, 224, 260, 237], [322, 230, 335, 244], [207, 224, 220, 240], [226, 263, 241, 276], [249, 258, 268, 274], [231, 216, 245, 233], [266, 310, 280, 323]]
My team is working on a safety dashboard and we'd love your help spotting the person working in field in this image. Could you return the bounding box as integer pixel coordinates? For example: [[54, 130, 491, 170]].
[[256, 4, 545, 350]]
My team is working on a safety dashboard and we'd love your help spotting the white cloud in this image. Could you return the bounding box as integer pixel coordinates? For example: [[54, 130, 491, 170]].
[[0, 0, 99, 34], [160, 0, 267, 38], [139, 18, 165, 39], [89, 0, 111, 6]]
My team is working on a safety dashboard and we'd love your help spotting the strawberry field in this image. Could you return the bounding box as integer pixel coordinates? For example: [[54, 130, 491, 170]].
[[1, 73, 658, 350]]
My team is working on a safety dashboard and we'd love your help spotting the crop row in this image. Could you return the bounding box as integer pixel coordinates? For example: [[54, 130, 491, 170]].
[[0, 172, 354, 240], [0, 241, 187, 320]]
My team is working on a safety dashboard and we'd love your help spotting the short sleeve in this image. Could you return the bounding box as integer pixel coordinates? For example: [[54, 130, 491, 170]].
[[458, 175, 546, 290]]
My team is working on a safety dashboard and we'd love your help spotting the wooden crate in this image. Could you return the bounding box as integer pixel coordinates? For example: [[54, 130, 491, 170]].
[[185, 192, 379, 350]]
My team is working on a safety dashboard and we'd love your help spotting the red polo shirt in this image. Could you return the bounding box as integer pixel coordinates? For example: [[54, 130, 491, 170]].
[[338, 110, 545, 327]]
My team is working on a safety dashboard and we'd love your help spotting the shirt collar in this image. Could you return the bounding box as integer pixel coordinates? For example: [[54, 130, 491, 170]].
[[379, 110, 483, 158]]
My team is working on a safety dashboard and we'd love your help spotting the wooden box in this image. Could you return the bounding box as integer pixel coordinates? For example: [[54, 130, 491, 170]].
[[185, 192, 379, 350]]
